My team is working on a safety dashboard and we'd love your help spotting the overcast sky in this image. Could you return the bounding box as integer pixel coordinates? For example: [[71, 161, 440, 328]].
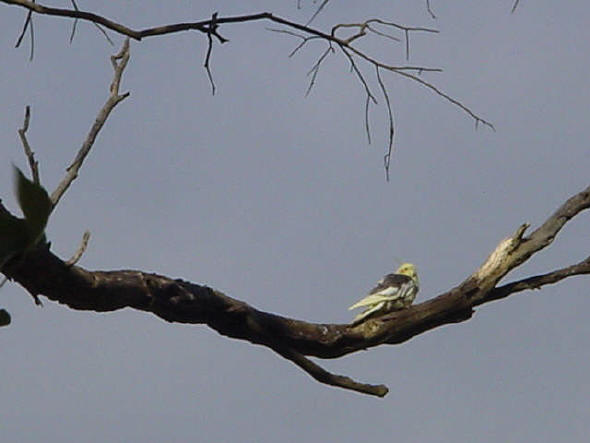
[[1, 1, 589, 442]]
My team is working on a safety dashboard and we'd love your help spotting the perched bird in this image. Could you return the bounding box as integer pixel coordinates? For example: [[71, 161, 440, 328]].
[[349, 263, 419, 325]]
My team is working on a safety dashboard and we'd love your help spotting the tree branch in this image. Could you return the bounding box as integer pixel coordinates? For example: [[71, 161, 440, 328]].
[[49, 38, 130, 208], [2, 185, 588, 396], [17, 105, 40, 184], [4, 0, 493, 172], [485, 256, 590, 305]]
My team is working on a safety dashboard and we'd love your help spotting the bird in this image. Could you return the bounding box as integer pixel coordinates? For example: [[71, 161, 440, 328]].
[[348, 263, 419, 325]]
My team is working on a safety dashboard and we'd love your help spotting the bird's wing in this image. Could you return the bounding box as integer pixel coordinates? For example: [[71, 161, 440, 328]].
[[352, 302, 387, 324], [370, 273, 413, 294], [348, 293, 393, 310], [349, 274, 414, 310]]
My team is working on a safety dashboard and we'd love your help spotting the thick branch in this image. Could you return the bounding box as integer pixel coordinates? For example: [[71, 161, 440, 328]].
[[2, 185, 588, 396]]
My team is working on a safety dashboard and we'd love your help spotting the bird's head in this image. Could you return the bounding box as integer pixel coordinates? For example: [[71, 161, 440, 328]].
[[396, 263, 418, 282]]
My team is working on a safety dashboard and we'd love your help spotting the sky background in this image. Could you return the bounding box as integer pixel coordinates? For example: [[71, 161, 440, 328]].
[[1, 1, 589, 442]]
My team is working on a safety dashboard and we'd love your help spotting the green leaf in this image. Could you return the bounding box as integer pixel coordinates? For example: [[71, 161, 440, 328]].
[[13, 166, 51, 246], [0, 208, 29, 265], [0, 309, 11, 327]]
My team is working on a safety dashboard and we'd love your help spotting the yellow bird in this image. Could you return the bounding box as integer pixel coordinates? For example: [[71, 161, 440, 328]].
[[349, 263, 419, 325]]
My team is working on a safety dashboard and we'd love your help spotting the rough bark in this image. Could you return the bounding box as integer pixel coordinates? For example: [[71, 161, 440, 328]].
[[2, 185, 589, 396]]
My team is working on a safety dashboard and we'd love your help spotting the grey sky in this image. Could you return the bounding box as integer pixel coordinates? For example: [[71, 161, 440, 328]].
[[1, 1, 589, 442]]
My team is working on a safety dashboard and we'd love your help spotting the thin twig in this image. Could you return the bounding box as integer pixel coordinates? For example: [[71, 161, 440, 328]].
[[17, 105, 40, 184], [69, 0, 78, 42], [305, 0, 330, 26], [14, 0, 34, 61], [392, 68, 495, 131], [376, 67, 395, 181], [366, 24, 401, 42], [404, 29, 410, 60], [484, 255, 590, 305], [50, 38, 131, 208], [339, 48, 377, 104], [5, 2, 486, 123], [333, 19, 438, 36], [5, 1, 494, 174], [203, 13, 219, 95], [511, 0, 521, 14], [69, 0, 113, 46], [364, 95, 372, 145], [65, 230, 90, 266], [305, 46, 333, 96], [426, 0, 437, 19], [267, 28, 323, 58]]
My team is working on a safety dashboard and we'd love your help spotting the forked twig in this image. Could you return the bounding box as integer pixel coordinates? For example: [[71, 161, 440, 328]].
[[6, 1, 494, 173], [50, 39, 131, 208], [17, 105, 40, 184]]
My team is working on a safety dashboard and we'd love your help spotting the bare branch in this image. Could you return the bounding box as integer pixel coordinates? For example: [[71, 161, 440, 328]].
[[203, 13, 221, 95], [3, 185, 588, 396], [17, 105, 40, 184], [426, 0, 437, 19], [50, 38, 131, 208], [14, 0, 31, 44], [305, 46, 333, 96], [68, 0, 77, 43], [5, 1, 492, 170], [511, 0, 521, 14], [365, 24, 401, 43], [4, 2, 486, 119], [69, 0, 113, 46], [267, 28, 323, 58], [305, 0, 330, 26], [274, 346, 388, 397], [376, 67, 395, 181], [14, 1, 34, 60], [364, 95, 372, 145], [484, 256, 590, 305], [333, 19, 439, 36], [65, 230, 90, 266], [392, 68, 495, 131], [339, 48, 377, 104]]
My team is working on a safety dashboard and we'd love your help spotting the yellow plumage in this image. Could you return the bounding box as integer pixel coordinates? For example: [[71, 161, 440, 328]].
[[349, 263, 419, 324]]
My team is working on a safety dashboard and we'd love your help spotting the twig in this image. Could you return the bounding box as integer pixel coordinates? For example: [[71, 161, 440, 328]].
[[5, 1, 493, 171], [273, 346, 388, 397], [484, 256, 590, 305], [365, 24, 401, 42], [50, 38, 131, 208], [426, 0, 437, 19], [305, 46, 333, 96], [14, 0, 34, 60], [3, 186, 589, 396], [333, 19, 439, 36], [392, 68, 495, 131], [17, 105, 40, 184], [69, 0, 113, 46], [364, 95, 372, 145], [203, 13, 220, 95], [340, 48, 377, 104], [267, 28, 323, 58], [511, 0, 521, 14], [65, 230, 90, 266], [376, 67, 395, 181], [305, 0, 330, 26]]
